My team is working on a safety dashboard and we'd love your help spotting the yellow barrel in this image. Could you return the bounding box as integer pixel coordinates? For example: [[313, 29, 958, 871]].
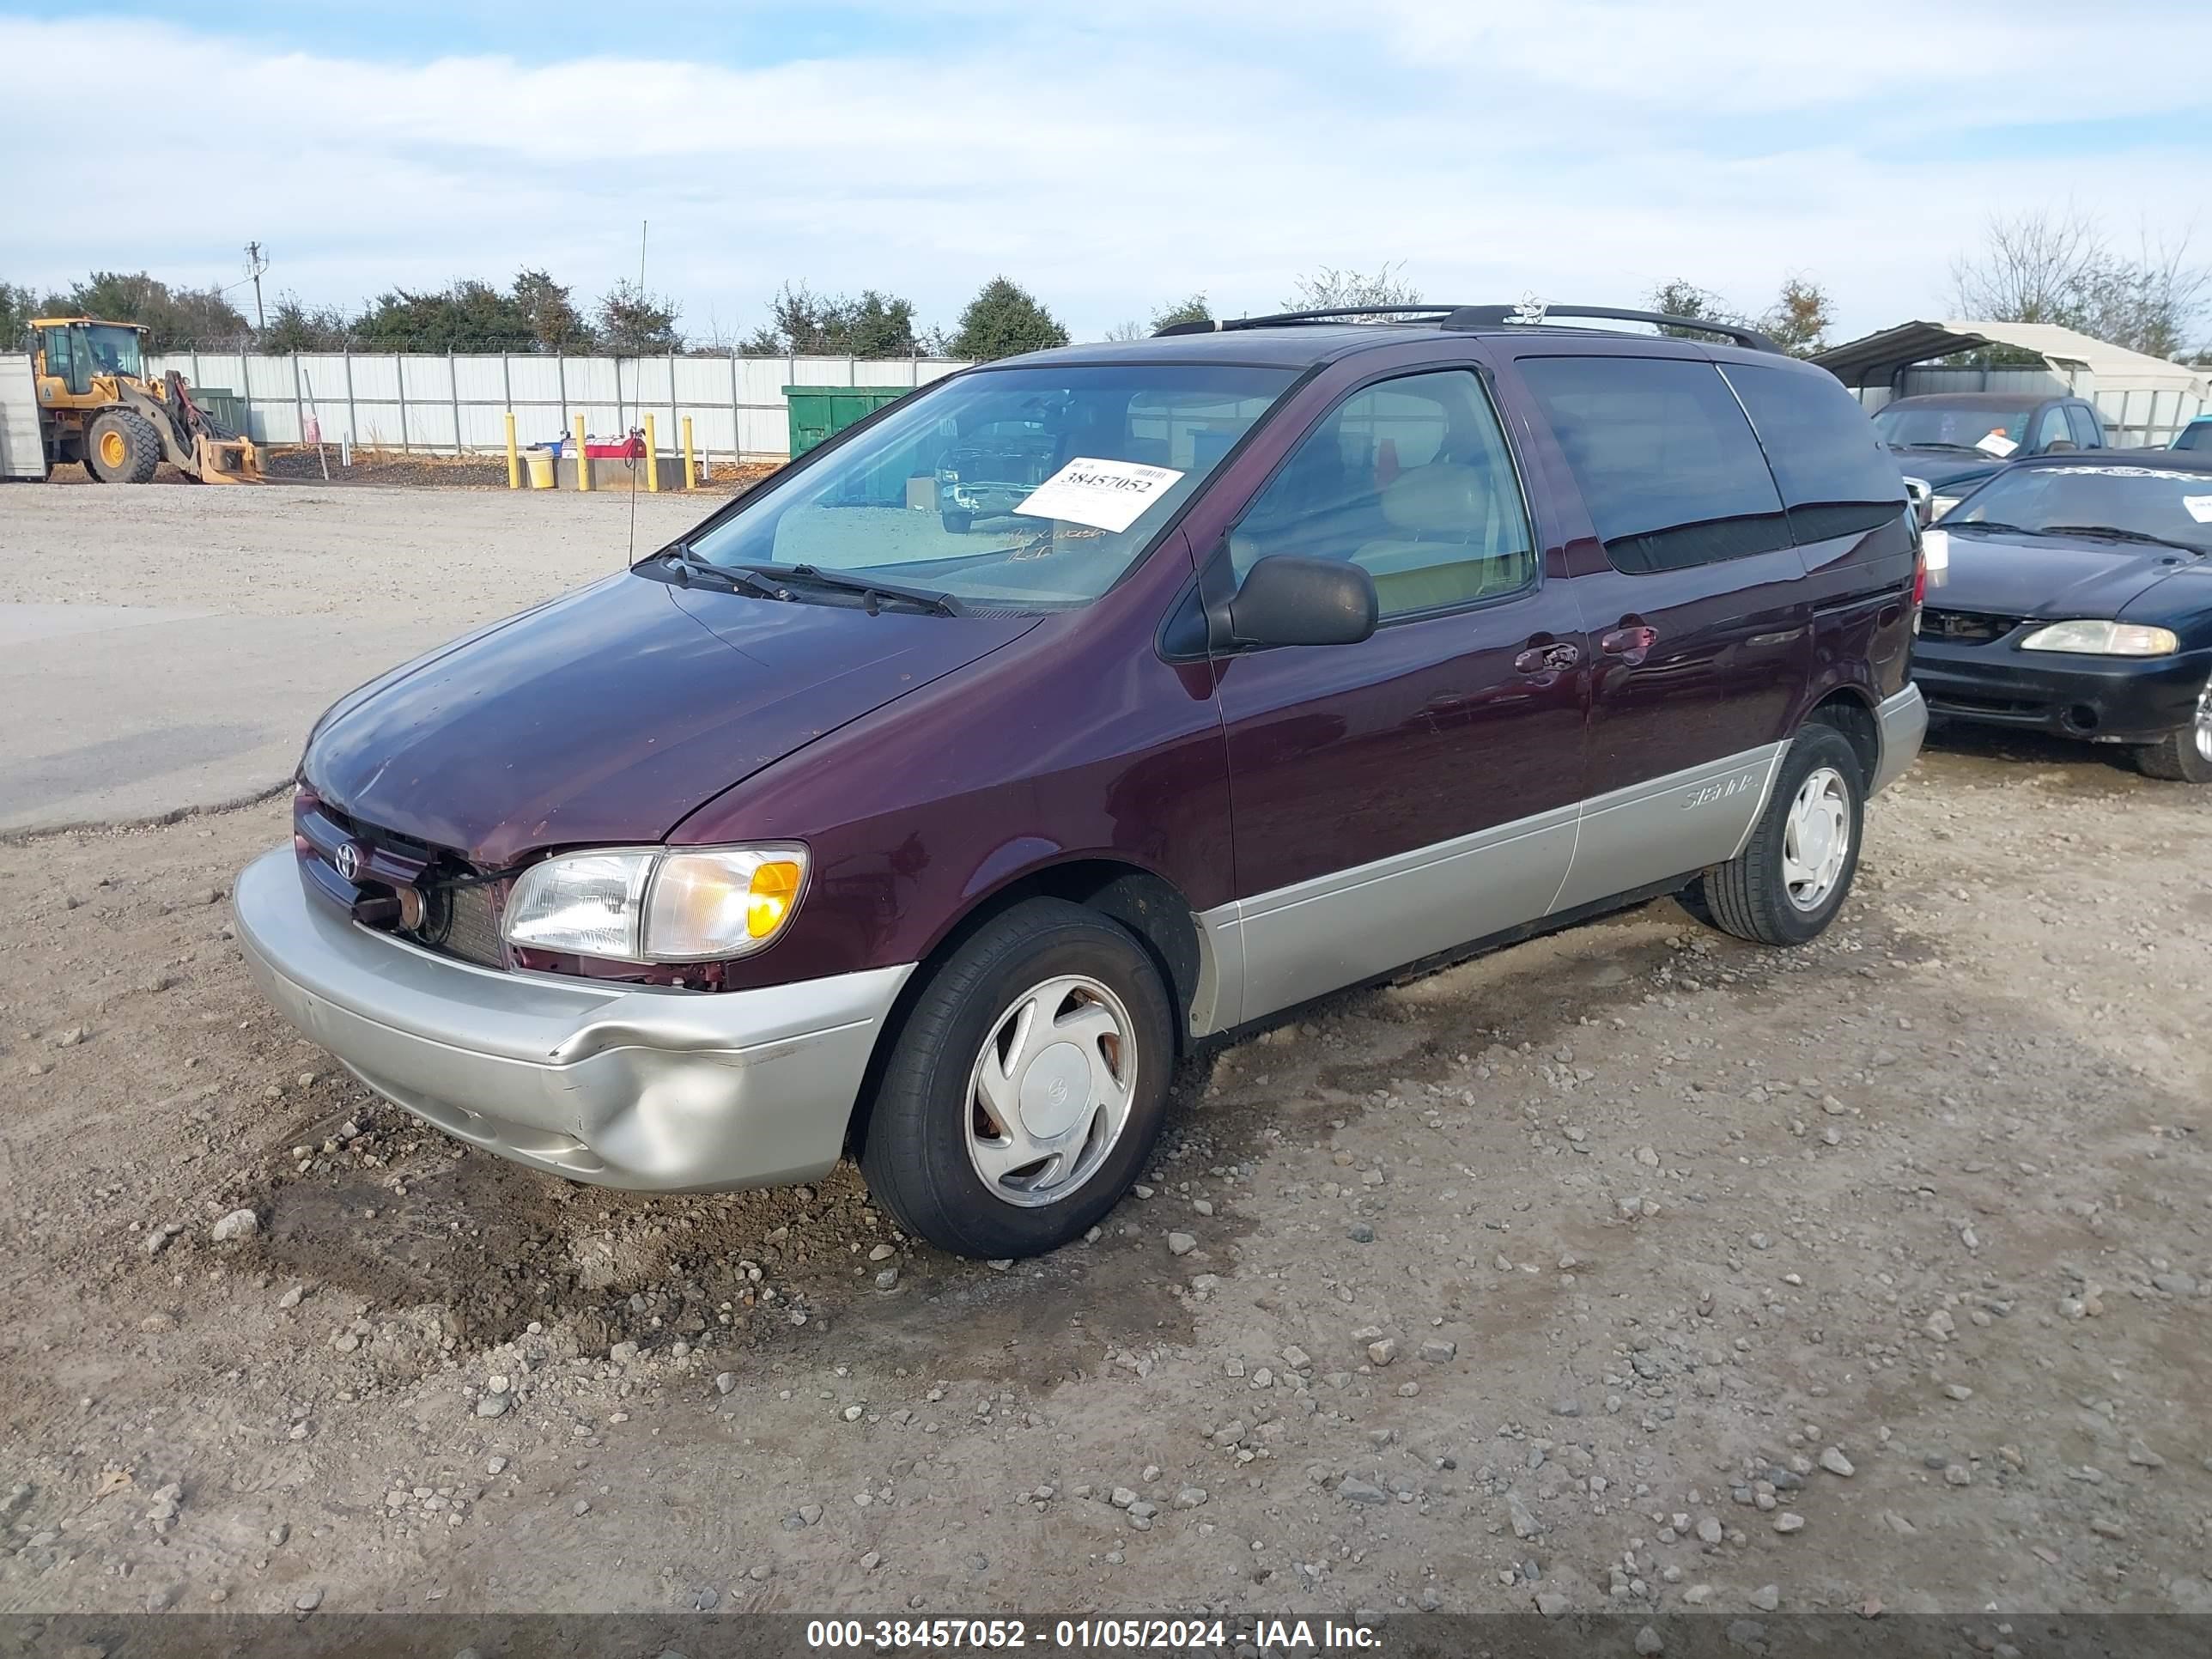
[[526, 448, 556, 489]]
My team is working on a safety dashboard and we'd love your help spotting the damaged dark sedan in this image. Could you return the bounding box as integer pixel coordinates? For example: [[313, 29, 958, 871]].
[[1913, 453, 2212, 781]]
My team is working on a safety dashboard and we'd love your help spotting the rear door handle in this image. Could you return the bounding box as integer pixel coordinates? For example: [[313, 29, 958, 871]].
[[1513, 641, 1581, 674], [1600, 623, 1659, 665]]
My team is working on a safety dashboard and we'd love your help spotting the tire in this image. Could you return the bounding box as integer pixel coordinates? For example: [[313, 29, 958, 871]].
[[859, 897, 1176, 1259], [86, 410, 162, 483], [2131, 678, 2212, 782], [1682, 724, 1865, 946], [939, 508, 973, 535]]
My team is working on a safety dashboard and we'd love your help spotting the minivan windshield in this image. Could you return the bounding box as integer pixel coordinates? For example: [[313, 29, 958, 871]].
[[684, 363, 1294, 611], [1948, 464, 2212, 554], [1872, 401, 2033, 453]]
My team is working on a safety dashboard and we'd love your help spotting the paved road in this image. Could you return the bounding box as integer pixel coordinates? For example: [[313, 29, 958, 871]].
[[0, 483, 708, 836]]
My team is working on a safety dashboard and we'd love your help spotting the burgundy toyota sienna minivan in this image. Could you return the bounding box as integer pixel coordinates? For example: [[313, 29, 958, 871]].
[[236, 302, 1928, 1258]]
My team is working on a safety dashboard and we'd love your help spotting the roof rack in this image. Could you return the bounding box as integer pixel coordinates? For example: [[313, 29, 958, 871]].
[[1152, 306, 1464, 337], [1154, 302, 1781, 354]]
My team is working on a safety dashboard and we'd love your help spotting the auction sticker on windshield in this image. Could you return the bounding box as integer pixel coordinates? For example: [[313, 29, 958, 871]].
[[1016, 458, 1184, 534], [2186, 495, 2212, 525], [1975, 431, 2020, 458]]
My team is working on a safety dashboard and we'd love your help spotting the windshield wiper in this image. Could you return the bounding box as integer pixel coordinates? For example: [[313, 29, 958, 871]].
[[2039, 525, 2207, 556], [765, 563, 964, 617], [1888, 441, 1984, 454], [1945, 520, 2039, 538], [659, 545, 793, 601]]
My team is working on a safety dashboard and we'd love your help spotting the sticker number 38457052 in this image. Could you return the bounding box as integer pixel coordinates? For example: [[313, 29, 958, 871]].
[[1016, 458, 1185, 534]]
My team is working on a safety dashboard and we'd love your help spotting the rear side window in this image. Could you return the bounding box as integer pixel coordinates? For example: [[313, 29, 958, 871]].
[[1518, 356, 1789, 574], [1722, 361, 1906, 542]]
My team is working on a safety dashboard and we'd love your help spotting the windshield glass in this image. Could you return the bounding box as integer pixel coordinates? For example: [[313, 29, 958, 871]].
[[1873, 403, 2032, 451], [685, 363, 1294, 611], [2176, 422, 2212, 453], [82, 325, 143, 379], [1950, 465, 2212, 552]]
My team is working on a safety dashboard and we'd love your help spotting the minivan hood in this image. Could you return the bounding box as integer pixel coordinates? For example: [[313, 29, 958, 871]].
[[303, 571, 1035, 866], [1934, 530, 2191, 620]]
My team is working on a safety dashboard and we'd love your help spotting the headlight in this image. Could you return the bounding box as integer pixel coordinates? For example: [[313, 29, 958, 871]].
[[2017, 621, 2180, 657], [501, 844, 809, 961], [1920, 528, 1949, 573], [1930, 494, 1961, 521]]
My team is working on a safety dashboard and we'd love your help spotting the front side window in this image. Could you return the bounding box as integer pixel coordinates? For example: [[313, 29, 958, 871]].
[[82, 325, 143, 380], [1520, 356, 1789, 573], [40, 327, 85, 394], [1228, 368, 1535, 618], [1723, 362, 1905, 542], [686, 363, 1293, 612], [2066, 404, 2105, 449], [2034, 406, 2072, 450]]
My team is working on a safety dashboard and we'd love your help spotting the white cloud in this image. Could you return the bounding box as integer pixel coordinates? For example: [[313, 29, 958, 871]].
[[3, 8, 2206, 344]]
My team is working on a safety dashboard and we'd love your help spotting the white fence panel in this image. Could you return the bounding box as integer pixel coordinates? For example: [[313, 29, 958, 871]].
[[145, 349, 968, 460]]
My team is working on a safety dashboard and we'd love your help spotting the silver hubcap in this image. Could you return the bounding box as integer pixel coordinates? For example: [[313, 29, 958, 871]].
[[2194, 681, 2212, 763], [964, 975, 1137, 1207], [1782, 767, 1851, 912]]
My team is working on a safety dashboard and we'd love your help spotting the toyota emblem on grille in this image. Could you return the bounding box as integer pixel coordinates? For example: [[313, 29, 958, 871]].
[[333, 842, 364, 883]]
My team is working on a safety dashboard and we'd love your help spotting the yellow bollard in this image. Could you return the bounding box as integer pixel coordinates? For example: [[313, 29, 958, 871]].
[[573, 415, 591, 492], [681, 416, 696, 491], [644, 414, 659, 493], [504, 411, 520, 489]]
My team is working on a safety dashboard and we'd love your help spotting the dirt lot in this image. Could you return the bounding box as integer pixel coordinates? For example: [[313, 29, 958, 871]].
[[3, 491, 2211, 1626], [42, 450, 779, 493]]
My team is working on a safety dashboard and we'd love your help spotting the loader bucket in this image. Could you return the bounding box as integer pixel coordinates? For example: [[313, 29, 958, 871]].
[[191, 433, 263, 483]]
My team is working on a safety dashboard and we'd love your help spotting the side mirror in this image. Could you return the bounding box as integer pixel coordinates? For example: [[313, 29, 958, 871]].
[[1229, 555, 1378, 648]]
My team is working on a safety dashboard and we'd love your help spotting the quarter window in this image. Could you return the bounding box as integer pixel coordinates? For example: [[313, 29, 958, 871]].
[[1230, 369, 1535, 618], [1722, 361, 1906, 542], [1519, 356, 1790, 574]]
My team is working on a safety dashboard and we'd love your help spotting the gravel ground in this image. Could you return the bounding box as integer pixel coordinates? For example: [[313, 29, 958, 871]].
[[3, 491, 2210, 1622]]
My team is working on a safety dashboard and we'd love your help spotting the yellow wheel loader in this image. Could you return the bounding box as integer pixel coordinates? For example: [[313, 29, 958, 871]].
[[28, 317, 262, 483]]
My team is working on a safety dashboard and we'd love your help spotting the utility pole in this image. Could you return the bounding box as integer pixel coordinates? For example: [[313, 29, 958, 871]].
[[244, 241, 269, 333]]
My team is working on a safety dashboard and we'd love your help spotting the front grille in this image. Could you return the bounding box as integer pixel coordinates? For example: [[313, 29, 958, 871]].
[[410, 878, 507, 969], [1921, 609, 2021, 646]]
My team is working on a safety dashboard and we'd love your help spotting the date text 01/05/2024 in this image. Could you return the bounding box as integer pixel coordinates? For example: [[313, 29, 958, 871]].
[[805, 1617, 1382, 1650]]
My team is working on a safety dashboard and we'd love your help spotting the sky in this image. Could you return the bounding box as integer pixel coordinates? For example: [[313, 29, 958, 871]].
[[4, 3, 2209, 348]]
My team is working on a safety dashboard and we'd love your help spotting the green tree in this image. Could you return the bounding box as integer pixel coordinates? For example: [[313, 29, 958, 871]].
[[355, 280, 533, 352], [1645, 278, 1747, 338], [596, 279, 682, 355], [261, 291, 355, 353], [744, 283, 919, 356], [56, 271, 249, 349], [512, 269, 592, 351], [1151, 293, 1212, 331], [0, 281, 42, 348], [946, 276, 1069, 362]]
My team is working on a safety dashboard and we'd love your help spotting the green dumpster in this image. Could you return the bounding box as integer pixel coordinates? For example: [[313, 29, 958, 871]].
[[783, 385, 911, 458]]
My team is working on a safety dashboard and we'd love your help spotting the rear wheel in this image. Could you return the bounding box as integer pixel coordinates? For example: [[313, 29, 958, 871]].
[[1682, 725, 1864, 946], [2132, 678, 2212, 783], [859, 898, 1175, 1259], [86, 410, 162, 484]]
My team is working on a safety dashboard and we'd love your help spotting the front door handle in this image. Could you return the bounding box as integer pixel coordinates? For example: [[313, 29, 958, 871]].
[[1513, 641, 1581, 674], [1600, 623, 1659, 665]]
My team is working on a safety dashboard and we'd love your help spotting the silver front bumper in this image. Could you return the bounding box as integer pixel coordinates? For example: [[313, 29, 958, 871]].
[[233, 848, 912, 1191], [1870, 684, 1929, 796]]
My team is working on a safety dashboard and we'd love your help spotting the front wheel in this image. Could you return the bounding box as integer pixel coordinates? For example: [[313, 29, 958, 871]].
[[939, 508, 973, 535], [1682, 724, 1865, 946], [2132, 678, 2212, 782], [859, 898, 1175, 1259]]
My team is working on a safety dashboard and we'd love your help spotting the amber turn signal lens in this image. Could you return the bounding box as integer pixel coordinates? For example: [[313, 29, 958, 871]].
[[747, 860, 804, 939]]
